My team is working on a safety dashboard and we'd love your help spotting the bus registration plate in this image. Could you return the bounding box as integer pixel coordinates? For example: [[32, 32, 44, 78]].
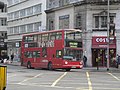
[[71, 66, 76, 68]]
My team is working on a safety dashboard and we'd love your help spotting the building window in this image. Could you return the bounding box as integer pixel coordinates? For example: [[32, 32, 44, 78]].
[[101, 16, 107, 28], [8, 27, 14, 35], [93, 11, 115, 29], [59, 0, 64, 6], [0, 18, 7, 26], [33, 4, 41, 14], [34, 22, 41, 31], [14, 0, 20, 4], [8, 4, 43, 21], [95, 16, 99, 28], [64, 0, 69, 5], [94, 16, 114, 29], [20, 25, 26, 33], [49, 20, 54, 30], [8, 13, 14, 20], [14, 11, 19, 19], [76, 14, 82, 29], [59, 15, 69, 29], [94, 16, 107, 28], [14, 26, 19, 34], [20, 9, 26, 17], [27, 24, 33, 32], [7, 0, 13, 6], [26, 7, 33, 16], [8, 0, 20, 6]]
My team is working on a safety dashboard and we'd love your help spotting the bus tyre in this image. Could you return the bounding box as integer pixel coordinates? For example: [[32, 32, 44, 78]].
[[27, 62, 31, 69], [66, 69, 71, 71], [48, 62, 53, 70], [63, 68, 71, 71]]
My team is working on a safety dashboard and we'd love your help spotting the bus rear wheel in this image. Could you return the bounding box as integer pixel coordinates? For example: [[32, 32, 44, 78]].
[[48, 62, 53, 70], [27, 62, 31, 69]]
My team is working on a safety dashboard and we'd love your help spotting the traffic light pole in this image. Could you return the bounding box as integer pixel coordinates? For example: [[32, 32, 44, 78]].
[[107, 0, 110, 71]]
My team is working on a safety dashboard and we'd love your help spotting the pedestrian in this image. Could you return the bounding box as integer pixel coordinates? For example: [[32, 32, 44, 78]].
[[96, 56, 101, 70], [11, 53, 14, 63], [116, 54, 120, 68], [83, 55, 87, 67]]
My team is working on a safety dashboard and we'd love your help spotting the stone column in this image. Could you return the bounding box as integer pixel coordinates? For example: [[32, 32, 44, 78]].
[[83, 30, 92, 67], [116, 29, 120, 55]]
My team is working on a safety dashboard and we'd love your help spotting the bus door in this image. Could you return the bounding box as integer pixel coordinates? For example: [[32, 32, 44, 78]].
[[54, 49, 63, 68], [48, 49, 62, 69], [41, 47, 48, 68], [32, 50, 41, 68]]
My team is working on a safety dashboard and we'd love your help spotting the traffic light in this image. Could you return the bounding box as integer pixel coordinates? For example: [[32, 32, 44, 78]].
[[109, 22, 115, 38]]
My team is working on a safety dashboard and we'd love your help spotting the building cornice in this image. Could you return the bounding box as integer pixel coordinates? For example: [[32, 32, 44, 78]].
[[45, 0, 120, 13], [45, 4, 73, 13], [74, 0, 120, 6]]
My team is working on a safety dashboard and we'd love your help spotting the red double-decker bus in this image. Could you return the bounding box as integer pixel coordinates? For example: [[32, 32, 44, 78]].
[[21, 29, 83, 71]]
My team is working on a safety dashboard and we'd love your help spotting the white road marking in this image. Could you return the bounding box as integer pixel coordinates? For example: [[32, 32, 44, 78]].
[[86, 72, 92, 90], [51, 72, 67, 87], [10, 82, 74, 89], [18, 73, 43, 84], [7, 74, 17, 78], [108, 73, 120, 81], [9, 82, 120, 90]]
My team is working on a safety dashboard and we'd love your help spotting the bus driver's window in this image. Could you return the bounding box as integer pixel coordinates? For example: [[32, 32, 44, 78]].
[[56, 50, 62, 58]]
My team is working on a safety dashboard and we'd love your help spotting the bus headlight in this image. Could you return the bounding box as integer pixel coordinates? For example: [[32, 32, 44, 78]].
[[80, 61, 83, 65], [65, 61, 68, 65]]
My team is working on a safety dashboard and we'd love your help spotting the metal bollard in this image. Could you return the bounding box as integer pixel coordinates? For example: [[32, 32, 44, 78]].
[[0, 65, 7, 90]]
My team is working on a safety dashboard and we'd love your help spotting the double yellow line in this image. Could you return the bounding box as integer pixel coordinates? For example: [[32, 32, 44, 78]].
[[86, 72, 92, 90]]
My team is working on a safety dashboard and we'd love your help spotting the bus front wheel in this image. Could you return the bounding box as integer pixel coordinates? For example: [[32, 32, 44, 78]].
[[48, 62, 53, 70], [66, 68, 71, 71], [63, 68, 71, 71], [27, 62, 31, 69]]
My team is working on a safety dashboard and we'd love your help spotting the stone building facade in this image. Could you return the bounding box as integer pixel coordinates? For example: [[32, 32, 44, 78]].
[[7, 0, 46, 61], [46, 0, 120, 67]]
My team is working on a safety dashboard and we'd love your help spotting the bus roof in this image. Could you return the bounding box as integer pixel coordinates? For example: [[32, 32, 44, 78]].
[[22, 29, 82, 37]]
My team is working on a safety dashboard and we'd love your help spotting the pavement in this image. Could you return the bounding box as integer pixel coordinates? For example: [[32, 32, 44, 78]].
[[82, 66, 120, 73], [0, 60, 21, 66], [1, 61, 120, 72]]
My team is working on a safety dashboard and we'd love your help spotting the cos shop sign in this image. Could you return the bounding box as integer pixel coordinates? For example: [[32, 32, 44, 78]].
[[96, 38, 108, 43], [92, 37, 108, 44]]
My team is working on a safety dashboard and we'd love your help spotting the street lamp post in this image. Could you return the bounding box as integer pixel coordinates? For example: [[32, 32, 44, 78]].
[[107, 0, 110, 71]]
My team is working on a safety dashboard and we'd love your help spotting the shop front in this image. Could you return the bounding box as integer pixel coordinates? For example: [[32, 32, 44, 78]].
[[92, 36, 116, 67]]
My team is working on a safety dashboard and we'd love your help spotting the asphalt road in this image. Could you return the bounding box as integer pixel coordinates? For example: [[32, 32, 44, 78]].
[[5, 65, 120, 90]]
